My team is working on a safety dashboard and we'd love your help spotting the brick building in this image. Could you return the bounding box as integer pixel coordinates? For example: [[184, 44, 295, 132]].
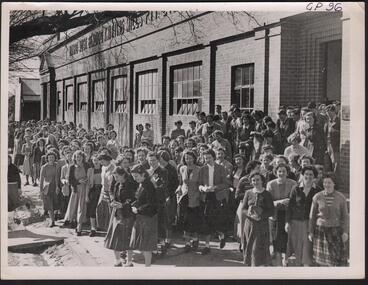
[[39, 11, 350, 191]]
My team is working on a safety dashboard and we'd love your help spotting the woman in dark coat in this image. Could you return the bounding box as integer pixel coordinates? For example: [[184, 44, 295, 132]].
[[129, 164, 158, 267], [32, 138, 46, 186], [104, 166, 138, 267], [242, 172, 275, 266], [285, 166, 320, 266]]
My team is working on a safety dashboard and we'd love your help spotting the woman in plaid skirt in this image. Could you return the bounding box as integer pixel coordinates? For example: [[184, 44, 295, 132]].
[[308, 172, 349, 266]]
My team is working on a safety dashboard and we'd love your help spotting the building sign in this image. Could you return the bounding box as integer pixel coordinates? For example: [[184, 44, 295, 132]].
[[69, 11, 175, 56]]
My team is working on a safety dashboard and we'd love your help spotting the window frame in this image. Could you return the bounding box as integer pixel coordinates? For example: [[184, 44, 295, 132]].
[[135, 69, 158, 115], [231, 63, 255, 112], [169, 61, 202, 116], [77, 82, 88, 112], [111, 75, 128, 114], [92, 79, 106, 113], [65, 84, 74, 112]]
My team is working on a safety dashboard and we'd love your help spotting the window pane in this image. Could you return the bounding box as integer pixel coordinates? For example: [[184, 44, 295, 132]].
[[193, 65, 199, 80], [174, 69, 178, 82], [182, 82, 188, 98], [173, 82, 179, 98], [187, 81, 193, 98], [242, 66, 250, 85], [177, 83, 182, 98], [249, 65, 254, 84], [234, 67, 242, 87], [182, 68, 188, 81], [193, 80, 200, 97], [188, 66, 193, 81], [177, 69, 182, 82]]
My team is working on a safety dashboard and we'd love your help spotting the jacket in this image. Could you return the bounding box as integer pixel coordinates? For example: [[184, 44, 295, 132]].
[[198, 163, 228, 202]]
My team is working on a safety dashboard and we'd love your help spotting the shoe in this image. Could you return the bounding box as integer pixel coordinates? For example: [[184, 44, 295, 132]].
[[124, 263, 134, 267], [201, 247, 210, 255], [191, 240, 199, 250], [239, 244, 243, 253], [120, 251, 127, 260], [24, 182, 29, 186], [114, 262, 122, 267], [164, 242, 171, 250], [220, 238, 226, 249], [89, 230, 96, 237], [62, 220, 70, 227], [71, 221, 77, 229], [32, 182, 38, 187], [183, 244, 191, 253], [49, 222, 55, 228], [76, 231, 82, 236]]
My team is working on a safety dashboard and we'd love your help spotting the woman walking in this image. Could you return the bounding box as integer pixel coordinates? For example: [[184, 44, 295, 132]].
[[104, 166, 138, 267], [242, 172, 274, 266], [86, 156, 103, 237], [309, 173, 349, 266], [96, 154, 115, 231], [22, 135, 34, 186], [177, 150, 201, 252], [267, 163, 297, 266], [129, 164, 158, 267], [32, 138, 46, 186], [285, 166, 320, 266], [39, 151, 59, 227], [65, 150, 89, 235]]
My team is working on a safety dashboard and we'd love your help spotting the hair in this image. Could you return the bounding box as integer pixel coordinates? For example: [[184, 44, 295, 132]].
[[233, 154, 247, 171], [249, 171, 266, 185], [116, 155, 132, 166], [287, 132, 301, 144], [288, 153, 300, 165], [97, 153, 112, 161], [202, 148, 216, 159], [147, 151, 159, 160], [136, 147, 148, 156], [157, 150, 171, 162], [260, 153, 274, 162], [113, 166, 129, 177], [182, 150, 197, 166], [298, 154, 315, 165], [174, 146, 184, 153], [245, 160, 261, 174], [45, 151, 57, 161], [301, 165, 318, 178], [73, 150, 86, 165], [273, 163, 290, 176], [323, 172, 338, 188]]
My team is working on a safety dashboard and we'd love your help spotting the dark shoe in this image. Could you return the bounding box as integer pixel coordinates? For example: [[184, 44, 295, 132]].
[[89, 230, 96, 237], [71, 221, 77, 229], [24, 182, 30, 186], [114, 262, 122, 267], [239, 244, 243, 253], [49, 222, 55, 228], [123, 263, 134, 267], [220, 238, 226, 249], [164, 242, 171, 250], [62, 220, 70, 227], [191, 240, 199, 250], [201, 247, 210, 255], [120, 251, 127, 260], [32, 182, 38, 187], [76, 231, 82, 236], [183, 244, 191, 253]]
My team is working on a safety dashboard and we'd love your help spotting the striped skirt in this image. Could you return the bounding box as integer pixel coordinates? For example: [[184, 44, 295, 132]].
[[313, 225, 347, 266]]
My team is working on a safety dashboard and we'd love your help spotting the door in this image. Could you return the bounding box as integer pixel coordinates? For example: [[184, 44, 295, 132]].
[[323, 40, 342, 102]]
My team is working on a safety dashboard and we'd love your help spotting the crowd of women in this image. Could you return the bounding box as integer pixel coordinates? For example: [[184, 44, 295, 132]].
[[8, 100, 348, 267]]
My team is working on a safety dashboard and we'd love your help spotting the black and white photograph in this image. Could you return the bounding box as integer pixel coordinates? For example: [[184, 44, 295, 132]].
[[1, 2, 365, 280]]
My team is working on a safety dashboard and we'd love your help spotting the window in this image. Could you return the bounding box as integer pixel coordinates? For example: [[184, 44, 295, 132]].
[[66, 84, 74, 111], [112, 76, 128, 113], [136, 71, 157, 114], [171, 63, 202, 115], [232, 64, 254, 111], [78, 82, 88, 112], [93, 79, 105, 112]]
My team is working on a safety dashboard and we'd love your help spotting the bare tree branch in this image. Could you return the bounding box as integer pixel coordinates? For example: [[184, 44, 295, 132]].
[[10, 10, 148, 44]]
